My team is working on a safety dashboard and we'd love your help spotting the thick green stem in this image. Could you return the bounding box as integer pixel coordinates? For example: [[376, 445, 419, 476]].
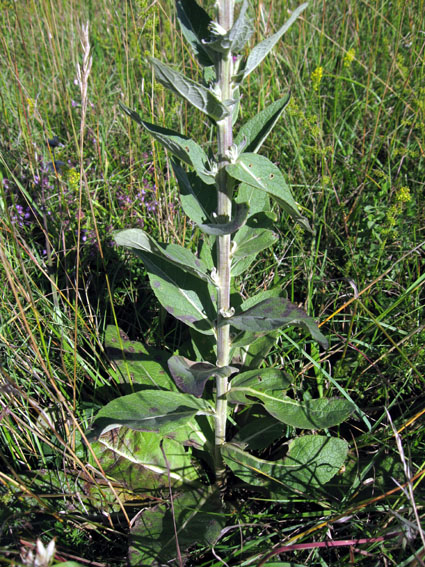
[[214, 0, 235, 483]]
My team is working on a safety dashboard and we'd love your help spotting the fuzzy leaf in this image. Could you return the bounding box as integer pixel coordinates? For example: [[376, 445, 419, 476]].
[[93, 429, 200, 491], [129, 486, 224, 566], [141, 253, 217, 335], [241, 3, 308, 80], [104, 325, 176, 390], [235, 94, 291, 153], [114, 228, 214, 285], [119, 102, 215, 185], [226, 153, 311, 231], [88, 390, 212, 441], [168, 355, 238, 397], [256, 393, 355, 429], [198, 202, 249, 235], [227, 297, 328, 349], [231, 218, 278, 277], [222, 435, 348, 493], [229, 0, 254, 53], [228, 368, 291, 404], [176, 0, 215, 67], [172, 160, 216, 225], [149, 56, 229, 120]]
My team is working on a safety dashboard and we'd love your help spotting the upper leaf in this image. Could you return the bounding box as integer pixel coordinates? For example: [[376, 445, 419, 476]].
[[198, 202, 249, 235], [148, 56, 230, 121], [225, 297, 328, 349], [235, 94, 291, 154], [88, 390, 213, 441], [172, 160, 216, 225], [228, 0, 254, 53], [114, 228, 214, 285], [119, 102, 215, 185], [240, 3, 308, 80], [168, 355, 238, 397], [176, 0, 215, 67], [226, 153, 311, 231]]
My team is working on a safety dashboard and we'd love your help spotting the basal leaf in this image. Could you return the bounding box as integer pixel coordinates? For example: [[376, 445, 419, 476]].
[[114, 228, 214, 285], [149, 56, 230, 121], [129, 486, 224, 566], [232, 414, 285, 451], [88, 390, 213, 441], [176, 0, 215, 67], [222, 435, 348, 493], [104, 325, 176, 390], [235, 94, 291, 153], [226, 297, 328, 349], [241, 3, 308, 80], [93, 429, 200, 491], [168, 355, 238, 397], [226, 153, 311, 231], [260, 394, 355, 429], [140, 253, 216, 335], [228, 368, 291, 404], [119, 102, 215, 185]]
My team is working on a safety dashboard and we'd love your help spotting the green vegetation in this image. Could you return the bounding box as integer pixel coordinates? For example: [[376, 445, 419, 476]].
[[1, 0, 424, 565]]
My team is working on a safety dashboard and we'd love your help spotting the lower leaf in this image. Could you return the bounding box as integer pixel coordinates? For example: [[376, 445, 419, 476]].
[[222, 435, 349, 494]]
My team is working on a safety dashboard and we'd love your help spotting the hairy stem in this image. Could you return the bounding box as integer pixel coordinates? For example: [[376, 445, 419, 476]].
[[214, 0, 235, 483]]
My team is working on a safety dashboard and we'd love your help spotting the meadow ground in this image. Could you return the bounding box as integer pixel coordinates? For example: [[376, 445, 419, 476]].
[[0, 0, 424, 565]]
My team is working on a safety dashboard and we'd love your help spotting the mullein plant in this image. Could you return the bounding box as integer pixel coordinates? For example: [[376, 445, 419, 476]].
[[88, 0, 356, 563]]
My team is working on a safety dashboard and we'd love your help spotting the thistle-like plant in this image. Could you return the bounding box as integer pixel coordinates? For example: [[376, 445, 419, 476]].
[[88, 0, 356, 563]]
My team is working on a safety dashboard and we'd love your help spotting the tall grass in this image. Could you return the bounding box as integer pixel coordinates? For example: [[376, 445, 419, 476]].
[[1, 0, 424, 564]]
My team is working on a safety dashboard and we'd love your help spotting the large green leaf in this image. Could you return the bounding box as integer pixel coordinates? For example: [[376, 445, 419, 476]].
[[88, 390, 213, 441], [226, 297, 328, 349], [235, 182, 271, 216], [176, 0, 215, 67], [235, 94, 291, 154], [255, 393, 355, 429], [222, 435, 348, 493], [114, 228, 214, 285], [172, 160, 216, 226], [149, 56, 229, 121], [92, 429, 200, 491], [228, 368, 291, 404], [104, 325, 176, 390], [168, 355, 238, 398], [140, 253, 217, 335], [226, 153, 311, 231], [240, 3, 308, 80], [129, 486, 225, 566], [119, 103, 215, 185]]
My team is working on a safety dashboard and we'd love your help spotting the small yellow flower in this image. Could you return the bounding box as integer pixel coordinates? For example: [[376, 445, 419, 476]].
[[66, 168, 80, 192], [344, 48, 355, 68], [27, 97, 36, 118], [311, 66, 323, 91], [396, 186, 411, 203]]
